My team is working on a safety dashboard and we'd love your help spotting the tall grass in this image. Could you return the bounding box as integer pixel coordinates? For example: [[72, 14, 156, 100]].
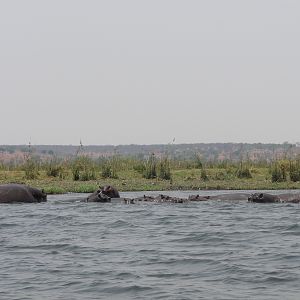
[[101, 156, 119, 179], [290, 159, 300, 182], [158, 156, 172, 180], [71, 155, 96, 181], [143, 153, 157, 179], [23, 155, 40, 180], [3, 149, 300, 191]]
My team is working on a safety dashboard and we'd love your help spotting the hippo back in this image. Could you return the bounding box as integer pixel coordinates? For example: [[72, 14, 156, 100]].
[[0, 184, 47, 203]]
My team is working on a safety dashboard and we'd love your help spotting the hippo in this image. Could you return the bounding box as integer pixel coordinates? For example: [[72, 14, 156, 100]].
[[151, 194, 188, 203], [189, 193, 250, 201], [87, 185, 120, 202], [124, 194, 189, 204], [276, 193, 300, 203], [248, 193, 281, 203], [209, 193, 250, 201], [100, 185, 120, 198], [0, 184, 47, 203], [188, 195, 210, 201]]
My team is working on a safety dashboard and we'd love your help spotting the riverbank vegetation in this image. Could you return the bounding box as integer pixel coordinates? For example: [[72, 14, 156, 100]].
[[1, 151, 300, 194]]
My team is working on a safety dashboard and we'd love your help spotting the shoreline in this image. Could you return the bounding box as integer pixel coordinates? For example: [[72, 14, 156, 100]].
[[1, 169, 300, 194], [1, 180, 300, 195]]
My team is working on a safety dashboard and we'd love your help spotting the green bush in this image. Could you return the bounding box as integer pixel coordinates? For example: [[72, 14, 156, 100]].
[[101, 163, 112, 178], [214, 171, 226, 180], [270, 163, 287, 182], [133, 162, 146, 174], [143, 153, 157, 179], [200, 168, 208, 181], [71, 156, 96, 181], [290, 169, 300, 182], [101, 156, 119, 179], [46, 158, 63, 177], [193, 153, 203, 169], [158, 157, 171, 180], [236, 167, 252, 179], [289, 160, 300, 182], [23, 157, 39, 180]]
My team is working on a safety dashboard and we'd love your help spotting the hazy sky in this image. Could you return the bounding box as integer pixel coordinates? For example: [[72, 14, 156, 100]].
[[0, 1, 299, 145]]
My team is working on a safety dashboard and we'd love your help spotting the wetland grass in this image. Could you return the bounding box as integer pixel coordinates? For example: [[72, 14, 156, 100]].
[[1, 156, 300, 194]]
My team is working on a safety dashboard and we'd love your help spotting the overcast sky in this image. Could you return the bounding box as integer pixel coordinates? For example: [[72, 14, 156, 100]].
[[0, 1, 299, 145]]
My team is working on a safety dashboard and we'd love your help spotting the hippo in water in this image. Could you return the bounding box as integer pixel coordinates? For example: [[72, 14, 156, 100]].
[[87, 185, 120, 202], [0, 184, 47, 203], [189, 193, 250, 201], [248, 192, 300, 203], [248, 193, 281, 203]]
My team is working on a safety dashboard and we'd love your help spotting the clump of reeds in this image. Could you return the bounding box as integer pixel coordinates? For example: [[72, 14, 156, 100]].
[[71, 155, 96, 181], [46, 157, 66, 179], [289, 159, 300, 182], [158, 156, 171, 180], [23, 156, 39, 180], [236, 161, 252, 179], [270, 161, 287, 182], [193, 153, 203, 169], [101, 156, 119, 179], [200, 167, 208, 181], [143, 153, 157, 179]]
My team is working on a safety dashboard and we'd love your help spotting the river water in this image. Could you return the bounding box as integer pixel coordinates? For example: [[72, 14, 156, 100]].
[[0, 190, 299, 300]]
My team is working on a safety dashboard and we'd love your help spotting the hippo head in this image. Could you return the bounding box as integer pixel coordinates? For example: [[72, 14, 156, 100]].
[[29, 187, 47, 202], [86, 189, 111, 202], [100, 185, 120, 198], [248, 193, 263, 202], [248, 192, 280, 203]]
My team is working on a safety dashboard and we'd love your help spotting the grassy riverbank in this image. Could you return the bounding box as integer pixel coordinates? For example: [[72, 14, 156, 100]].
[[1, 168, 300, 194]]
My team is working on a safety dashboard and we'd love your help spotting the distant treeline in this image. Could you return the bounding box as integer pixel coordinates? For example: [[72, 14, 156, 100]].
[[0, 142, 299, 162]]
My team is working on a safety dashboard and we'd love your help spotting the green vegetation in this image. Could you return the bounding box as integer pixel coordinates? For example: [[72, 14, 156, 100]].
[[158, 156, 171, 180], [71, 156, 96, 181], [143, 153, 157, 179], [23, 155, 39, 180], [1, 152, 300, 194], [290, 159, 300, 182]]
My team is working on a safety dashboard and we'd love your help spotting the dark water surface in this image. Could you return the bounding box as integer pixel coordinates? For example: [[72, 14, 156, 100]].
[[1, 190, 300, 300]]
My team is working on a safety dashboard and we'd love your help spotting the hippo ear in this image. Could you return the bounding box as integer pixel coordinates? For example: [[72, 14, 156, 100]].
[[259, 193, 263, 198]]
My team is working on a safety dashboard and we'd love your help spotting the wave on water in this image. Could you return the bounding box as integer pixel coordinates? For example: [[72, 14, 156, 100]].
[[0, 191, 300, 300]]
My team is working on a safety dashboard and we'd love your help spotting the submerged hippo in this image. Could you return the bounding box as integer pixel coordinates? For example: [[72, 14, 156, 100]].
[[189, 193, 250, 201], [188, 195, 210, 201], [124, 194, 189, 204], [248, 193, 281, 203], [87, 185, 120, 202], [276, 193, 300, 203], [0, 184, 47, 203]]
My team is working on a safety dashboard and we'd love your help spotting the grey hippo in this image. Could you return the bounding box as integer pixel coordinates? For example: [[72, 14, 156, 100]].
[[248, 192, 300, 203], [87, 185, 120, 202], [189, 193, 250, 201], [0, 184, 47, 203], [125, 194, 189, 204], [276, 193, 300, 203]]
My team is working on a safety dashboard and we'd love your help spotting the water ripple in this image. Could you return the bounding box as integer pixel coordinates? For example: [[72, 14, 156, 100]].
[[0, 191, 300, 300]]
